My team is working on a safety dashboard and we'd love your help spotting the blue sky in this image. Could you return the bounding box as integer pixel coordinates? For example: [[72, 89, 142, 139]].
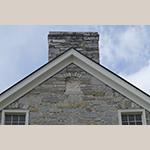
[[0, 25, 150, 94]]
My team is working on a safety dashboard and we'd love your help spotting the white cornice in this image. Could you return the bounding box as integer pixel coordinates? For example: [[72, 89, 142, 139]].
[[0, 48, 150, 111]]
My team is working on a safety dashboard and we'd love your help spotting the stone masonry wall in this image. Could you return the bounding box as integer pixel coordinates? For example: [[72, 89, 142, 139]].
[[48, 32, 99, 63], [1, 63, 150, 125]]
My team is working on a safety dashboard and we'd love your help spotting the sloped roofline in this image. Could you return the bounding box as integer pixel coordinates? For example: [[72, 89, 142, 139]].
[[0, 48, 150, 111]]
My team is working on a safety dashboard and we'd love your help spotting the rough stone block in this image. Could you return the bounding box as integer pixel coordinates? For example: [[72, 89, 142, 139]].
[[92, 92, 104, 97], [106, 100, 117, 105], [42, 97, 59, 103], [64, 108, 85, 113], [32, 98, 41, 103], [23, 104, 29, 110], [52, 39, 66, 43], [72, 101, 90, 108], [67, 95, 82, 102], [19, 97, 30, 103], [105, 91, 114, 98], [49, 108, 62, 113], [30, 107, 39, 112], [15, 103, 18, 108], [57, 102, 72, 109], [90, 101, 103, 105], [80, 112, 98, 118], [94, 106, 110, 112], [105, 111, 117, 117], [93, 118, 103, 121], [40, 107, 48, 112], [83, 96, 96, 101], [58, 113, 71, 119], [91, 77, 103, 85], [30, 112, 41, 117]]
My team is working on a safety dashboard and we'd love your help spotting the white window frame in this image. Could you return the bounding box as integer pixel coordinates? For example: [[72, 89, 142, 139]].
[[118, 109, 147, 125], [1, 110, 29, 125]]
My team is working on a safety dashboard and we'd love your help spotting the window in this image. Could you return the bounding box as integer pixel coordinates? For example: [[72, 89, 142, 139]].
[[121, 114, 142, 125], [1, 110, 29, 125], [118, 109, 147, 125], [5, 114, 26, 125]]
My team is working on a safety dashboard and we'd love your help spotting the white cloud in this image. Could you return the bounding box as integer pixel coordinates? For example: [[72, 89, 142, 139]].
[[116, 26, 149, 61], [99, 25, 150, 75], [120, 60, 150, 94]]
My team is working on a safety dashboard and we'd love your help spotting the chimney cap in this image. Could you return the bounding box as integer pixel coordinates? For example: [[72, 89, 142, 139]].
[[48, 31, 99, 37]]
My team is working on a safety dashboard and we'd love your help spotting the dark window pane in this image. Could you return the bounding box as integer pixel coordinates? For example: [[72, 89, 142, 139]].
[[5, 115, 11, 121], [12, 122, 18, 125], [122, 122, 128, 125], [136, 115, 141, 121], [5, 114, 26, 125], [5, 121, 11, 125], [129, 115, 134, 121], [20, 115, 25, 121], [129, 122, 135, 125], [13, 115, 18, 121], [122, 115, 127, 121], [19, 122, 25, 125], [136, 122, 142, 125]]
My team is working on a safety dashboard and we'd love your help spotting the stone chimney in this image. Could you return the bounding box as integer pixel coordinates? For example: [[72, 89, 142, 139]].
[[48, 32, 99, 63]]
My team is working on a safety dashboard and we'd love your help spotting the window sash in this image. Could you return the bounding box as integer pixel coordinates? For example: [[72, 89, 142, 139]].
[[1, 110, 29, 125], [5, 114, 26, 125], [118, 109, 147, 125], [121, 114, 142, 125]]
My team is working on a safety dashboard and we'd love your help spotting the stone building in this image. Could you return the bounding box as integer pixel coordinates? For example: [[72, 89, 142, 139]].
[[0, 31, 150, 125]]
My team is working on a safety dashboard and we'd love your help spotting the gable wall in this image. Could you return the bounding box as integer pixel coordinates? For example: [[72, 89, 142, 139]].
[[1, 63, 150, 125]]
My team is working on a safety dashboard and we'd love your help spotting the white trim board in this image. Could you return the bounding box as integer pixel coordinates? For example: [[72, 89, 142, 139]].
[[0, 48, 150, 111]]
